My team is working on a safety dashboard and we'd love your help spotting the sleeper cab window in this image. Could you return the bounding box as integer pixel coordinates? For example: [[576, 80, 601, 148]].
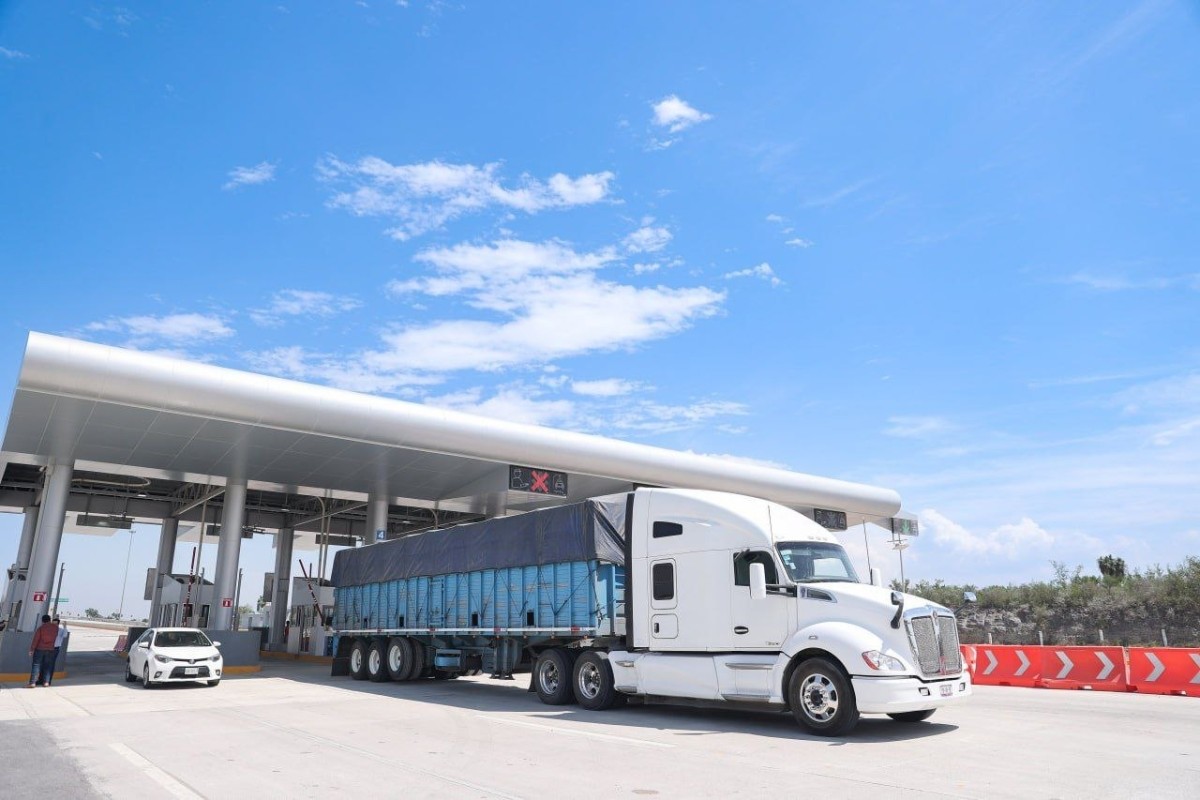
[[733, 551, 779, 586], [652, 562, 675, 600], [653, 521, 683, 538]]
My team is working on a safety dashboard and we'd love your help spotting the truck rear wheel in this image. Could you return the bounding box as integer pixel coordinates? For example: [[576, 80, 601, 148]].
[[367, 639, 389, 682], [533, 648, 576, 705], [572, 651, 625, 710], [349, 638, 369, 681], [888, 709, 935, 723], [386, 637, 413, 681], [405, 639, 426, 681], [788, 657, 859, 737]]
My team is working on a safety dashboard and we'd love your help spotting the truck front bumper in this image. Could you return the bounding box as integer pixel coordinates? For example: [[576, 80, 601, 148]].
[[852, 671, 972, 715]]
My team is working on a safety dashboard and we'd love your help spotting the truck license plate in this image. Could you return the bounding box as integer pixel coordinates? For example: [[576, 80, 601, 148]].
[[184, 668, 198, 676], [939, 684, 952, 697]]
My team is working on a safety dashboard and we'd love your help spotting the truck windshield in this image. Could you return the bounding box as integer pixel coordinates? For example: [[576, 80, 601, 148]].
[[776, 542, 860, 583]]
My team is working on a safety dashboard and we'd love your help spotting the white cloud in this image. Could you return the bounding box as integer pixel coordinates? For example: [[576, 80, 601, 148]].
[[724, 262, 782, 287], [571, 378, 639, 397], [244, 345, 441, 394], [884, 416, 955, 439], [264, 237, 725, 388], [1, 47, 30, 59], [785, 238, 813, 248], [88, 313, 234, 343], [920, 510, 1055, 558], [319, 156, 615, 240], [623, 224, 672, 254], [250, 289, 361, 326], [609, 399, 748, 434], [803, 178, 873, 208], [1063, 272, 1198, 291], [425, 385, 576, 427], [765, 214, 785, 224], [651, 95, 713, 133], [223, 162, 277, 190]]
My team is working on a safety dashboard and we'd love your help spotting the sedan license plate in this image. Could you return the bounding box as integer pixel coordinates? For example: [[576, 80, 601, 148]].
[[184, 667, 198, 676], [939, 683, 952, 697]]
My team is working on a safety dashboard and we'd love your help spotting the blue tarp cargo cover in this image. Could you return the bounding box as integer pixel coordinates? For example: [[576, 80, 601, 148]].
[[331, 495, 628, 587]]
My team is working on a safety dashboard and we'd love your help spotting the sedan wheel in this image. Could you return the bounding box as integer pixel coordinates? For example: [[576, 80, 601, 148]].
[[142, 663, 153, 689]]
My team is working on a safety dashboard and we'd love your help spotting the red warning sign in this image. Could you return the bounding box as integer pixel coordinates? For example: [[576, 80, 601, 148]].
[[31, 591, 47, 602], [221, 598, 233, 608]]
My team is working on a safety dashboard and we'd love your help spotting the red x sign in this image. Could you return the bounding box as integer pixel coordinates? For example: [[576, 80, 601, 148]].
[[530, 470, 550, 493]]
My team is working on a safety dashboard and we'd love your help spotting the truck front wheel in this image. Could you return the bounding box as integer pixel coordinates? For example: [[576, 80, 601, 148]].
[[788, 657, 859, 737], [572, 651, 626, 710], [533, 648, 576, 705]]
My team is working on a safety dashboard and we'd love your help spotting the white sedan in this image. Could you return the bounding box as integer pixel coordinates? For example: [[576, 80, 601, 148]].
[[126, 627, 223, 688]]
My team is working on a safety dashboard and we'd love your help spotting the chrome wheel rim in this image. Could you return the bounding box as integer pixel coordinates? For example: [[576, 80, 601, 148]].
[[369, 649, 381, 675], [538, 659, 560, 694], [350, 648, 363, 674], [800, 673, 839, 722], [577, 661, 601, 700], [388, 644, 403, 673]]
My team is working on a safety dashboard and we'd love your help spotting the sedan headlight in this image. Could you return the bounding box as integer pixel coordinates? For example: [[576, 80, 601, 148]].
[[154, 654, 174, 664], [861, 650, 906, 671], [210, 655, 221, 662]]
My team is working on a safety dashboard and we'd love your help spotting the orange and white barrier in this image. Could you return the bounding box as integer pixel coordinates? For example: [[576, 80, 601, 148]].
[[957, 643, 1200, 698], [970, 644, 1040, 687], [1127, 648, 1200, 696], [1036, 646, 1127, 692]]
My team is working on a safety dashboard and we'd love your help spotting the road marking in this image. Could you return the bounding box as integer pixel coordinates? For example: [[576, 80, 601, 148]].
[[1096, 652, 1114, 680], [109, 743, 202, 800], [1055, 651, 1073, 680], [983, 650, 998, 675], [1015, 650, 1030, 676], [478, 715, 674, 749]]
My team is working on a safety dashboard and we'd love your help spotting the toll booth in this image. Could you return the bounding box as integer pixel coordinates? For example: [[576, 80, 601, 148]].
[[287, 577, 334, 656], [156, 574, 215, 628]]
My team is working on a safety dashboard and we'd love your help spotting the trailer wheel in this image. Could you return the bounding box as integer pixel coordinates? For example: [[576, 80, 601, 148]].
[[788, 657, 859, 737], [533, 648, 576, 705], [349, 638, 370, 681], [386, 637, 413, 681], [404, 639, 426, 681], [367, 639, 389, 682], [888, 709, 936, 723], [572, 651, 626, 710]]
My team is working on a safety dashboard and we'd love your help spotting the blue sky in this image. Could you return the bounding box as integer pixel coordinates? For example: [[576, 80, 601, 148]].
[[1, 1, 1198, 618]]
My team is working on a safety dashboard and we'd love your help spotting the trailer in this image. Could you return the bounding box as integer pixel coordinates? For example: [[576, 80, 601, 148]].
[[330, 488, 971, 735]]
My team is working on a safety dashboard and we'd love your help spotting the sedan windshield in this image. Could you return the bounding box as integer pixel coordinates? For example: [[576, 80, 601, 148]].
[[776, 542, 860, 583], [154, 630, 213, 648]]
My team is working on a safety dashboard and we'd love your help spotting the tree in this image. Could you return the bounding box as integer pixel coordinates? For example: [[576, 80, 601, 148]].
[[84, 607, 100, 619], [237, 604, 253, 617], [1098, 554, 1127, 582]]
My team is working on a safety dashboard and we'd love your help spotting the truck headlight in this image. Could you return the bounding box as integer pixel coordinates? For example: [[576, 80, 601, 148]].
[[861, 650, 906, 671]]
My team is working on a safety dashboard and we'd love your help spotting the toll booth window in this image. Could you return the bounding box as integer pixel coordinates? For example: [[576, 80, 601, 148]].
[[652, 562, 675, 600], [653, 521, 683, 538], [733, 551, 779, 586]]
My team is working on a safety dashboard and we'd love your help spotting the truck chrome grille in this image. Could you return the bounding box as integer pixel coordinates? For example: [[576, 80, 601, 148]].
[[905, 611, 962, 677]]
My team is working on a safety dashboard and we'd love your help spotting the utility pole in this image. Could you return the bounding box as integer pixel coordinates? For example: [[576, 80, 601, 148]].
[[117, 527, 135, 619], [52, 562, 66, 618]]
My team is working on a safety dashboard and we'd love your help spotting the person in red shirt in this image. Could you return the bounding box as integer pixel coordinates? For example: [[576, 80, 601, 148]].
[[28, 614, 58, 687]]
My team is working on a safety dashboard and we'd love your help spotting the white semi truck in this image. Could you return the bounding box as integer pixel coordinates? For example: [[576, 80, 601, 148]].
[[331, 487, 971, 736]]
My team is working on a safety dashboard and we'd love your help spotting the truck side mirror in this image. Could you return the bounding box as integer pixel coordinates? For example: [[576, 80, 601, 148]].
[[749, 562, 768, 601], [962, 591, 977, 604], [869, 567, 883, 587]]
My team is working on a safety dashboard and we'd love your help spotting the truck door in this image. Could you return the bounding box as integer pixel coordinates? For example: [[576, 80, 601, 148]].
[[728, 550, 790, 650]]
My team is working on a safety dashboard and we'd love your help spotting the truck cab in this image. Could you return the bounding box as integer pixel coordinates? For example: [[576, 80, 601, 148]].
[[596, 488, 971, 735]]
